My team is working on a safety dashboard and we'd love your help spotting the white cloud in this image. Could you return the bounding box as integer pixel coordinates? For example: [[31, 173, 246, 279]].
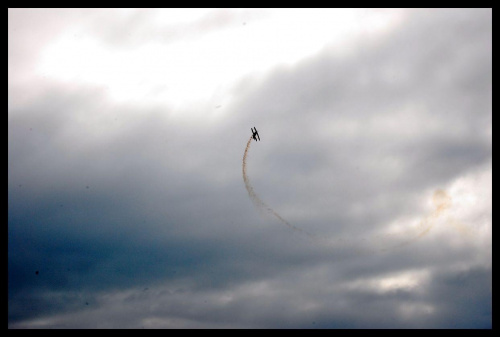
[[342, 269, 431, 295], [30, 9, 404, 112]]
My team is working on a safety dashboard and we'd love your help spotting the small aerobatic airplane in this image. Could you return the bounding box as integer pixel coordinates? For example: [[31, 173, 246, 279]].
[[251, 127, 260, 141]]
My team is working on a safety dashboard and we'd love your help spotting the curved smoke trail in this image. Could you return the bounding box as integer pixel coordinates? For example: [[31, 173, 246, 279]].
[[242, 136, 313, 237]]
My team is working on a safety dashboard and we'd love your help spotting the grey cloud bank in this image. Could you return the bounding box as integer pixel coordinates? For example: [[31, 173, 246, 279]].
[[9, 9, 491, 328]]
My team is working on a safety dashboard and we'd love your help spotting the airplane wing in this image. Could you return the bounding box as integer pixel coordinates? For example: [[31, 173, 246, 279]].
[[253, 127, 260, 141], [251, 127, 260, 141]]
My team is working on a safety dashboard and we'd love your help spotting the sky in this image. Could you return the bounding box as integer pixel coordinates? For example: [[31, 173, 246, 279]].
[[8, 8, 491, 329]]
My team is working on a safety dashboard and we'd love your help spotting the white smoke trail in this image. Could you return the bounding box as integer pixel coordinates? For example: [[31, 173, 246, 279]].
[[242, 136, 315, 238]]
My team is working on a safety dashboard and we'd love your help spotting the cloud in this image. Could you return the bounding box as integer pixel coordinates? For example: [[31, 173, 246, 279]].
[[9, 9, 491, 328]]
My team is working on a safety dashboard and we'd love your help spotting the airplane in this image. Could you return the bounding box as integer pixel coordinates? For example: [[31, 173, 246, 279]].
[[251, 127, 260, 141]]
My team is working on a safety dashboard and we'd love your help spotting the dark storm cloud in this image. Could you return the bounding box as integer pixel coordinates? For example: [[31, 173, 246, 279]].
[[7, 82, 302, 325], [423, 266, 492, 328], [9, 9, 491, 328]]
